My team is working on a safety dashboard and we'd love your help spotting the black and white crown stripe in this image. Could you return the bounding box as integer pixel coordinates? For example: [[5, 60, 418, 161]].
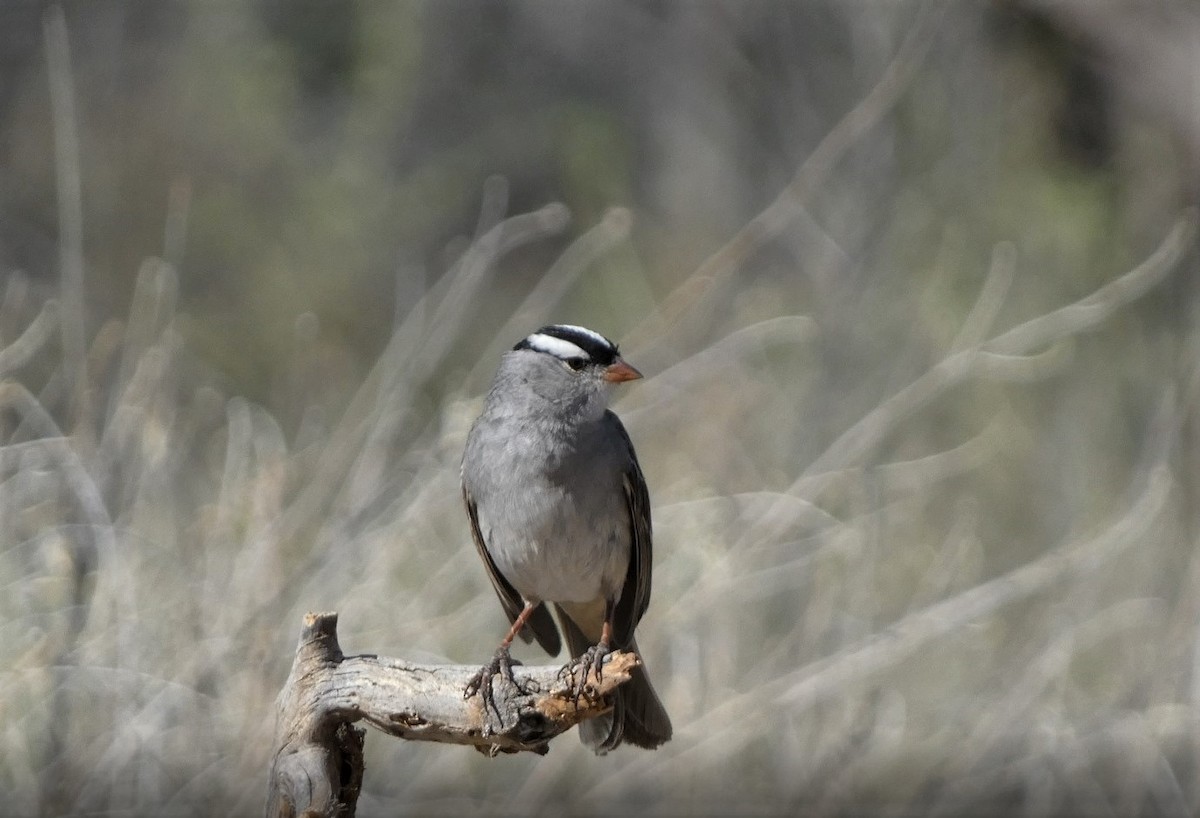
[[514, 324, 620, 367]]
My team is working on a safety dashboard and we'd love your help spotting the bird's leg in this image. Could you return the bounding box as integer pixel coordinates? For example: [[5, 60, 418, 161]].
[[464, 602, 538, 728], [588, 615, 614, 681], [565, 599, 616, 700]]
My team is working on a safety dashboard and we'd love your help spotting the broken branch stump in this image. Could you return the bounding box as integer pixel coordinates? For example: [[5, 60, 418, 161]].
[[265, 611, 639, 818]]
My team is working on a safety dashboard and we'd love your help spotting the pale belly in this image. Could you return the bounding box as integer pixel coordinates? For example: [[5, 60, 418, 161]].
[[479, 483, 630, 604]]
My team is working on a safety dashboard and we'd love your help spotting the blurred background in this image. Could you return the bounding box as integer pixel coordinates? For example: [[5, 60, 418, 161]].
[[1, 0, 1199, 814]]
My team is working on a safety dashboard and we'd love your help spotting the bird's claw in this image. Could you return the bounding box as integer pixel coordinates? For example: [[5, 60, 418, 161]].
[[464, 646, 527, 732], [561, 642, 613, 705]]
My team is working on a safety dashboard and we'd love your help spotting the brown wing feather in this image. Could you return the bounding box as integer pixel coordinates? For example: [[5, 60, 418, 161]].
[[462, 483, 562, 656], [606, 410, 652, 648]]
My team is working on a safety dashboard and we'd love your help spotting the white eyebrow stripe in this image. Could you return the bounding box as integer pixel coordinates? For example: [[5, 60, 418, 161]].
[[553, 324, 610, 348], [525, 333, 588, 360]]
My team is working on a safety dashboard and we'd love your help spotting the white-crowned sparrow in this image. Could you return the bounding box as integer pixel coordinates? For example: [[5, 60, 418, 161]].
[[461, 324, 672, 753]]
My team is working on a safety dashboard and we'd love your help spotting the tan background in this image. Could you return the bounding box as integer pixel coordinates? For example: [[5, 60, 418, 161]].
[[1, 1, 1198, 814]]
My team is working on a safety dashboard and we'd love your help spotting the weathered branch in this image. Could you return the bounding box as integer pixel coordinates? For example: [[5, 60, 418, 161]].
[[265, 611, 638, 818]]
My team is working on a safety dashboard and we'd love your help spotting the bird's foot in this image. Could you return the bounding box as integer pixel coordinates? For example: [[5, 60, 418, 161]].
[[465, 646, 526, 731], [560, 641, 613, 704]]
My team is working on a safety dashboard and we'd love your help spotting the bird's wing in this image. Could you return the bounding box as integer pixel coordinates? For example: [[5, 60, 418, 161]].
[[606, 410, 653, 648], [462, 483, 562, 656]]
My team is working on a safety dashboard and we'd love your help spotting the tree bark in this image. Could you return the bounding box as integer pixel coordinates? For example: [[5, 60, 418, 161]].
[[264, 611, 638, 818]]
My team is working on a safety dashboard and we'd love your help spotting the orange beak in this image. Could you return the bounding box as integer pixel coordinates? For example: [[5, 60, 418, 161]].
[[603, 358, 643, 383]]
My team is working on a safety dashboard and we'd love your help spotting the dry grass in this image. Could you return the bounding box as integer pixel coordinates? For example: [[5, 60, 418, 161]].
[[4, 4, 1200, 817], [3, 200, 1198, 814]]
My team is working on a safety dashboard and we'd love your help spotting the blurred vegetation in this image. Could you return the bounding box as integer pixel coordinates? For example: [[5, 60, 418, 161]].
[[1, 1, 1198, 815]]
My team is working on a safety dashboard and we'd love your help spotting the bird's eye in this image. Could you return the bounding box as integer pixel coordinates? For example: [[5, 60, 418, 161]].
[[565, 357, 588, 372]]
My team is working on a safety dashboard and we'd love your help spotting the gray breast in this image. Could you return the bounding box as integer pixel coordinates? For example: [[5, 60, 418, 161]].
[[463, 413, 631, 605]]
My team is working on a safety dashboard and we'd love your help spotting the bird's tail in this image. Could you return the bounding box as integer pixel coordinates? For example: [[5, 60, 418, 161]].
[[558, 611, 672, 753]]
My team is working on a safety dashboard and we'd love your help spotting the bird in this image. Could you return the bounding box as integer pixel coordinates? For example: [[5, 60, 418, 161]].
[[461, 323, 672, 753]]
